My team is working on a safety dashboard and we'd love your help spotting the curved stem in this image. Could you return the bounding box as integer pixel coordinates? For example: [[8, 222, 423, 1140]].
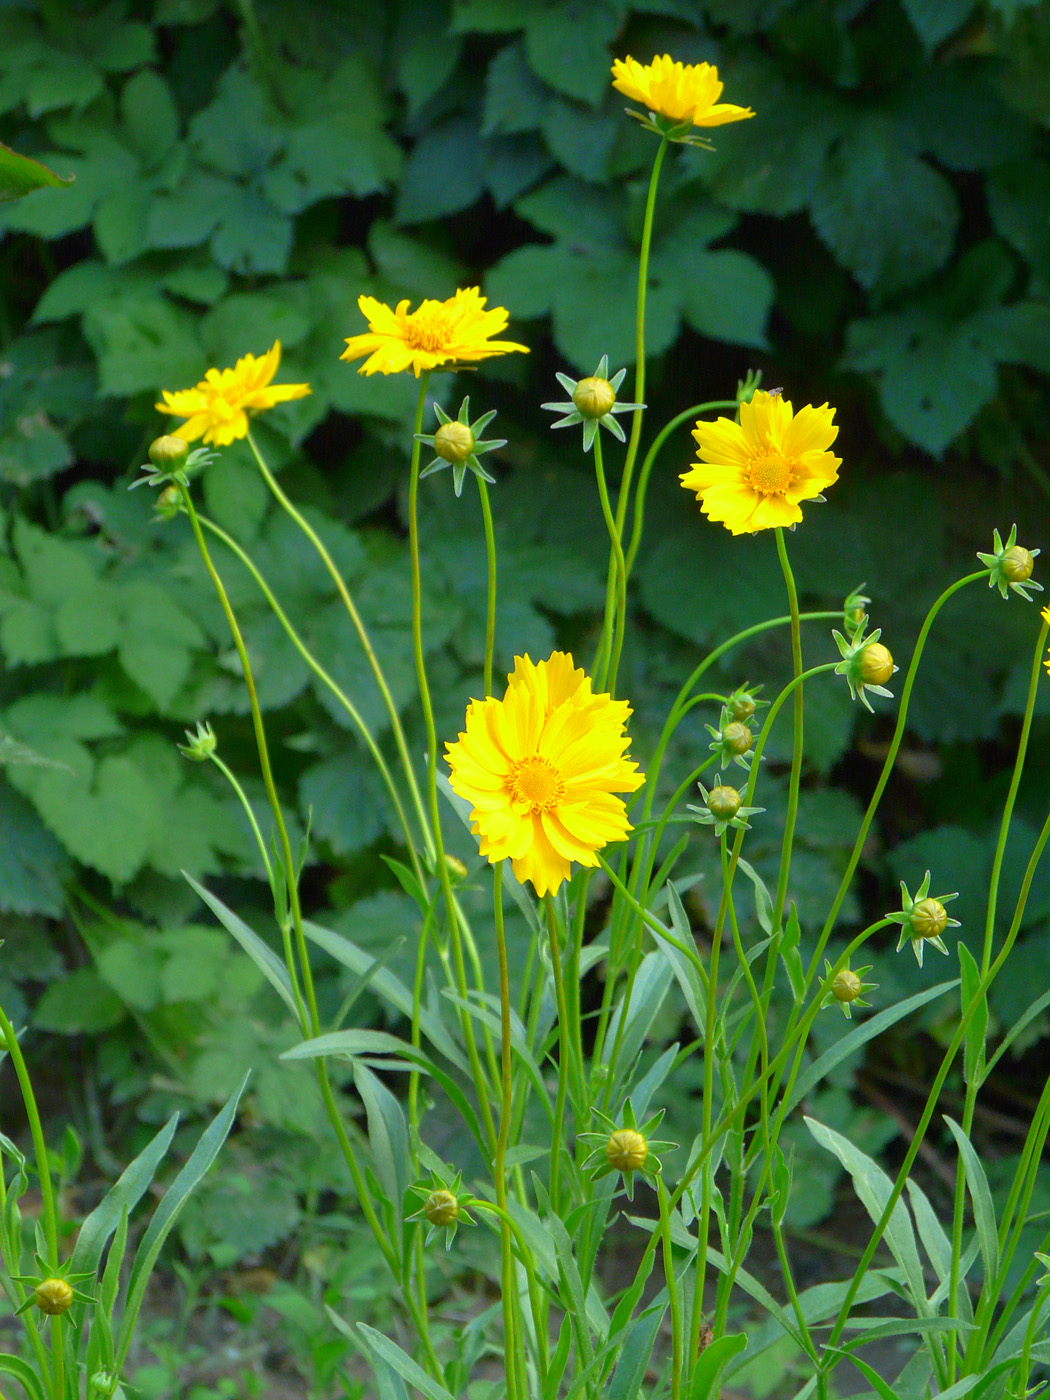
[[477, 477, 498, 698], [407, 376, 498, 1154], [197, 512, 425, 889], [246, 429, 433, 863]]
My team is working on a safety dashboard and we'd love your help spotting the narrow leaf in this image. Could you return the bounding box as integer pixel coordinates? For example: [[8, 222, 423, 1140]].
[[607, 1305, 665, 1400], [690, 1331, 748, 1399], [71, 1115, 178, 1278], [0, 142, 73, 202], [957, 943, 986, 1087], [943, 1116, 999, 1286], [184, 874, 297, 1019], [356, 1324, 456, 1400]]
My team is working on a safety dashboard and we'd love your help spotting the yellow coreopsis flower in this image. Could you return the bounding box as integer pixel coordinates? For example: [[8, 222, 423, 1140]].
[[155, 342, 310, 447], [611, 54, 755, 131], [681, 390, 841, 536], [1042, 606, 1050, 675], [340, 288, 528, 377], [445, 653, 644, 897]]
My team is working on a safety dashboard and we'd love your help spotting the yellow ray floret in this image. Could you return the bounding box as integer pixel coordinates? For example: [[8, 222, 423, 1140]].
[[681, 390, 841, 536], [341, 287, 529, 378], [611, 54, 755, 128], [1043, 606, 1050, 676], [155, 342, 310, 447], [445, 652, 644, 897]]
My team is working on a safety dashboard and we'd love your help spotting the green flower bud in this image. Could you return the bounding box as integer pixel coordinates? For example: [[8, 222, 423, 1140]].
[[34, 1278, 74, 1316], [910, 897, 948, 940], [423, 1189, 459, 1227], [433, 420, 475, 464], [155, 484, 182, 520], [444, 854, 468, 883], [572, 376, 617, 418], [831, 969, 862, 1004], [858, 642, 894, 686], [1002, 545, 1035, 583], [706, 785, 742, 822], [148, 435, 189, 469], [729, 692, 756, 722], [605, 1128, 648, 1173], [722, 722, 753, 756]]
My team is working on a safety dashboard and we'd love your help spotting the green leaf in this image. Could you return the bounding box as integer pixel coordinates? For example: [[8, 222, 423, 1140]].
[[524, 0, 621, 107], [0, 142, 74, 202], [482, 41, 549, 134], [608, 1306, 665, 1400], [355, 1325, 456, 1400], [600, 951, 673, 1076], [900, 0, 975, 46], [0, 781, 69, 917], [84, 295, 203, 397], [0, 1352, 47, 1400], [34, 969, 126, 1034], [395, 116, 485, 224], [811, 114, 958, 296], [353, 1064, 409, 1226], [943, 1116, 999, 1287], [116, 1074, 249, 1370], [183, 873, 299, 1020], [690, 1332, 748, 1399], [71, 1115, 178, 1279], [957, 943, 987, 1087], [120, 69, 179, 168]]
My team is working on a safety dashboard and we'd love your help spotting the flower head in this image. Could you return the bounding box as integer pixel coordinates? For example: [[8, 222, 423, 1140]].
[[682, 390, 840, 536], [833, 618, 898, 713], [12, 1254, 94, 1325], [612, 54, 754, 145], [156, 342, 310, 447], [977, 525, 1043, 602], [1044, 606, 1050, 678], [887, 871, 960, 967], [819, 958, 877, 1020], [415, 396, 506, 497], [444, 652, 644, 896], [341, 288, 528, 378], [542, 356, 644, 452], [578, 1100, 676, 1200]]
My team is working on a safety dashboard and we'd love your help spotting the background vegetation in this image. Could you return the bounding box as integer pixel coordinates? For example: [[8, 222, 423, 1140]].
[[1, 0, 1049, 1390]]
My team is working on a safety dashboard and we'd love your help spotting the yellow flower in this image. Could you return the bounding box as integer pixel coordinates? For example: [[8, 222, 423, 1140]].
[[1043, 605, 1050, 675], [611, 54, 755, 129], [681, 390, 841, 536], [340, 288, 528, 378], [445, 653, 644, 897], [156, 342, 310, 448]]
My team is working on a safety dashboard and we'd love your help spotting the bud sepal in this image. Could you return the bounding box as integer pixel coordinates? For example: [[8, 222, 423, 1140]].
[[406, 1171, 476, 1250], [977, 525, 1042, 602], [577, 1099, 676, 1200], [833, 618, 898, 713], [12, 1254, 94, 1324], [131, 437, 217, 492], [688, 781, 764, 837], [886, 870, 960, 967], [842, 583, 872, 640], [819, 958, 878, 1019], [415, 397, 504, 497], [706, 705, 758, 772], [178, 721, 217, 763], [541, 356, 644, 452]]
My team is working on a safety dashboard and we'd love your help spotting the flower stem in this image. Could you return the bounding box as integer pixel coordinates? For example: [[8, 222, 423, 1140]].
[[544, 893, 578, 1215], [772, 527, 803, 932], [492, 863, 519, 1400], [407, 374, 498, 1154], [477, 477, 498, 697], [594, 429, 628, 695], [246, 429, 433, 864], [658, 1176, 683, 1400]]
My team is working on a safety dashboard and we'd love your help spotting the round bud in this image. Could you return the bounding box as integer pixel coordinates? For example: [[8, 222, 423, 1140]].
[[433, 421, 475, 464], [605, 1128, 648, 1173], [444, 854, 468, 883], [858, 643, 894, 686], [844, 604, 866, 632], [706, 785, 742, 822], [831, 969, 862, 1003], [423, 1189, 459, 1227], [572, 377, 616, 419], [34, 1278, 74, 1316], [722, 722, 753, 756], [148, 435, 189, 469], [910, 897, 948, 940], [155, 485, 182, 520], [1002, 545, 1035, 583], [729, 692, 756, 722]]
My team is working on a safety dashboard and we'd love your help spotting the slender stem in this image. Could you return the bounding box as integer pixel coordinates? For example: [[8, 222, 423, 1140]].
[[246, 429, 433, 863], [197, 512, 425, 889], [209, 752, 274, 885], [407, 376, 498, 1154], [624, 399, 738, 579], [472, 1201, 549, 1388], [772, 527, 803, 932], [594, 429, 628, 695], [658, 1176, 683, 1400], [492, 863, 519, 1400], [0, 1008, 57, 1266], [544, 893, 577, 1215], [477, 478, 498, 698]]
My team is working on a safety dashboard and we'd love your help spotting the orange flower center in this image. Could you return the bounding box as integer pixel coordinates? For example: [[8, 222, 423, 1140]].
[[508, 755, 565, 812], [403, 312, 453, 353], [746, 451, 796, 496]]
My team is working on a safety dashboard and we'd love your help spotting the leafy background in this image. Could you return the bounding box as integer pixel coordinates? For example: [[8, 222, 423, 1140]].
[[1, 0, 1050, 1378]]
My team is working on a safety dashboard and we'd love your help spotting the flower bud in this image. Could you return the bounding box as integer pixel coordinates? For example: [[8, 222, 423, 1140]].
[[722, 722, 753, 756], [831, 969, 862, 1004], [1002, 545, 1035, 583], [729, 692, 755, 722], [605, 1128, 648, 1173], [443, 854, 468, 883], [423, 1189, 459, 1227], [910, 897, 948, 940], [148, 435, 189, 469], [433, 421, 474, 464], [844, 604, 866, 633], [706, 785, 742, 822], [858, 643, 894, 687], [572, 377, 617, 418], [155, 484, 182, 520], [34, 1278, 74, 1316]]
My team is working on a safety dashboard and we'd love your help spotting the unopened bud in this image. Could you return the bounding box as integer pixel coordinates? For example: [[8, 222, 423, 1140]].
[[831, 969, 862, 1004], [729, 692, 756, 721], [1002, 545, 1035, 583], [148, 435, 189, 469], [572, 377, 616, 418], [605, 1128, 648, 1173], [722, 722, 753, 756], [423, 1189, 459, 1227], [706, 785, 742, 822], [34, 1278, 74, 1316], [858, 643, 894, 686], [910, 897, 948, 940], [433, 421, 474, 463]]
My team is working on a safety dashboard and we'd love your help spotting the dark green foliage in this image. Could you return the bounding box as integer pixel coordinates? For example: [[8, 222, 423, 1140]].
[[0, 0, 1047, 1164]]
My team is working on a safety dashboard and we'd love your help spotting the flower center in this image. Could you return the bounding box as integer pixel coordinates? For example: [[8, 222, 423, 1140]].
[[508, 755, 565, 812], [746, 450, 796, 496], [404, 312, 452, 353]]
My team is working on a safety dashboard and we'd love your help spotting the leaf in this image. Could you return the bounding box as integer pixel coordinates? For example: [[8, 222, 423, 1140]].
[[690, 1332, 748, 1399], [0, 142, 74, 202], [0, 781, 69, 917], [183, 873, 299, 1020], [356, 1324, 457, 1400], [0, 1353, 47, 1400], [34, 969, 126, 1034], [607, 1305, 665, 1400], [599, 951, 673, 1075], [957, 943, 987, 1087], [524, 0, 620, 106], [71, 1115, 178, 1279], [395, 116, 485, 224], [354, 1065, 410, 1228], [943, 1116, 999, 1287], [900, 0, 976, 46]]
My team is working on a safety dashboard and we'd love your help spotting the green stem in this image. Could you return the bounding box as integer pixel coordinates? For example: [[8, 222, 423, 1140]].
[[477, 477, 498, 698], [472, 1201, 549, 1388], [0, 1007, 57, 1264], [246, 429, 433, 864], [544, 893, 579, 1215], [772, 527, 803, 932], [198, 512, 425, 890], [623, 399, 738, 580], [492, 863, 519, 1400], [594, 429, 628, 694], [407, 375, 498, 1155], [209, 752, 274, 886], [658, 1176, 683, 1400]]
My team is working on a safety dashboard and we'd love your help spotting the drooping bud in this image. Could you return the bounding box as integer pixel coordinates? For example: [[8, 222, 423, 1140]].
[[34, 1278, 74, 1316], [572, 376, 617, 418], [1002, 545, 1035, 583], [155, 484, 182, 520], [433, 420, 475, 464], [729, 692, 755, 721], [423, 1189, 459, 1227], [605, 1128, 648, 1173], [706, 785, 742, 822], [831, 969, 862, 1004], [148, 435, 189, 469], [858, 643, 894, 686], [722, 722, 753, 756]]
